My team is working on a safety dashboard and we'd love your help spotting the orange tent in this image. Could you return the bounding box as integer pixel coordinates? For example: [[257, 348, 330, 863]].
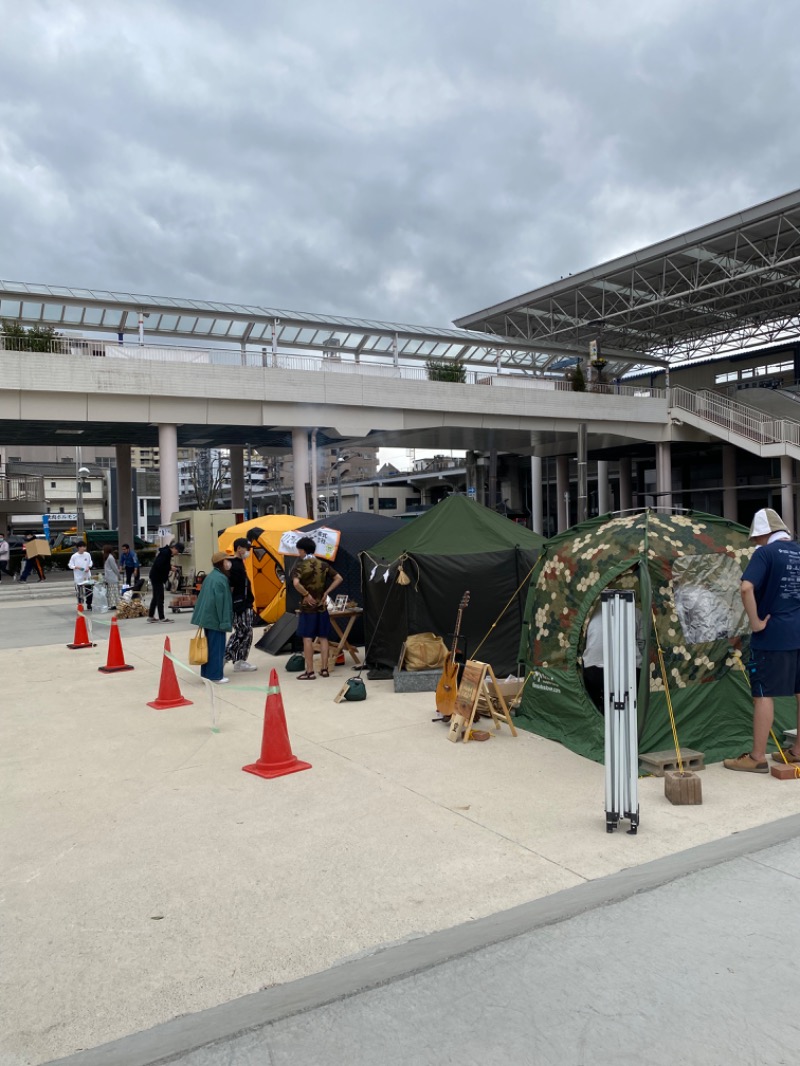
[[217, 514, 312, 622]]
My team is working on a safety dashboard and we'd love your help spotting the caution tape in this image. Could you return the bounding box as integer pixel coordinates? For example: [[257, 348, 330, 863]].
[[163, 651, 275, 694]]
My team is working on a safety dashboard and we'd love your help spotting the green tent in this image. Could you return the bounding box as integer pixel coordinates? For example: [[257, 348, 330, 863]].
[[361, 496, 546, 676], [516, 509, 794, 765]]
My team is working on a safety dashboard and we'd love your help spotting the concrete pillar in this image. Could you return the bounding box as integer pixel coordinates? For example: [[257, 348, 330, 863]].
[[465, 450, 478, 500], [781, 456, 794, 534], [576, 424, 588, 524], [530, 455, 543, 534], [372, 484, 380, 513], [115, 445, 133, 552], [597, 460, 610, 516], [476, 456, 488, 506], [619, 457, 632, 512], [229, 445, 245, 509], [488, 449, 498, 511], [310, 430, 319, 520], [157, 423, 179, 526], [291, 428, 309, 518], [722, 446, 737, 521], [556, 454, 569, 532], [656, 442, 672, 513]]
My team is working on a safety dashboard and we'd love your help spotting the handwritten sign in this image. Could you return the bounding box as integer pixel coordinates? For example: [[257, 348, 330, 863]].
[[447, 660, 518, 744], [279, 527, 341, 560], [448, 660, 488, 742]]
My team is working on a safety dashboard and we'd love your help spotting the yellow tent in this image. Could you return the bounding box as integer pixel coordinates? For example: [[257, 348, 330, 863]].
[[217, 514, 312, 623]]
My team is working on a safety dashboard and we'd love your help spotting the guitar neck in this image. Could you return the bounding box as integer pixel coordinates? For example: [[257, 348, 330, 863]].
[[449, 610, 464, 661]]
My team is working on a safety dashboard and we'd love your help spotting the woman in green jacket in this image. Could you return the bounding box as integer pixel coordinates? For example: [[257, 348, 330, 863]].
[[191, 551, 234, 683]]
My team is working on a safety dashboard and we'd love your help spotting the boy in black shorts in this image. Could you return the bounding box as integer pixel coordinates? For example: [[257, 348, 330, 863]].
[[292, 536, 343, 680]]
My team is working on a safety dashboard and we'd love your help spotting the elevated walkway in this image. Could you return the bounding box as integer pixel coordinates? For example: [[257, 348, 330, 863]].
[[670, 385, 800, 460]]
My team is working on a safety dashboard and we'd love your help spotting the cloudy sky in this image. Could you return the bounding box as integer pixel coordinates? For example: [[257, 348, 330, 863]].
[[2, 0, 799, 336]]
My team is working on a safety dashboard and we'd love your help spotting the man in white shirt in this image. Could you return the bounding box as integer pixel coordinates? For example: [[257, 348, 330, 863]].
[[582, 601, 643, 714], [68, 542, 94, 610], [0, 534, 9, 581]]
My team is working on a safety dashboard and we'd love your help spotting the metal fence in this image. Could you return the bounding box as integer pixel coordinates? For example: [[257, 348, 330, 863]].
[[671, 386, 800, 449], [0, 337, 665, 397], [0, 476, 45, 502]]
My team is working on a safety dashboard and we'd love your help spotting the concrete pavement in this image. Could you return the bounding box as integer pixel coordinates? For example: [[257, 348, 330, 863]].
[[2, 595, 800, 1065], [45, 817, 800, 1066]]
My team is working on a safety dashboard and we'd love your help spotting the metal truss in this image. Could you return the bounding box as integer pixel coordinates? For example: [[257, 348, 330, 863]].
[[456, 188, 800, 373]]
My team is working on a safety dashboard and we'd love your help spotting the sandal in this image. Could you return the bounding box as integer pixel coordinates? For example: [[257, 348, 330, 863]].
[[320, 669, 330, 678], [297, 672, 316, 680]]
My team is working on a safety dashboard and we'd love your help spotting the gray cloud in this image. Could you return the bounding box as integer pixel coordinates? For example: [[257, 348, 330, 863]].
[[1, 0, 798, 328]]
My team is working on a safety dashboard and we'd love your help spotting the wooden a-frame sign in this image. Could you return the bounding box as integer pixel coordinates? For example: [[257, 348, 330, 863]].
[[447, 659, 518, 743]]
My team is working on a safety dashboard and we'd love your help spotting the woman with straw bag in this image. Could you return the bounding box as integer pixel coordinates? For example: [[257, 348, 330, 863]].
[[190, 551, 233, 684]]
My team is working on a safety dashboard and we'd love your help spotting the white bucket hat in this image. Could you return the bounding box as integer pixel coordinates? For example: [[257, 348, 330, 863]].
[[749, 508, 790, 539]]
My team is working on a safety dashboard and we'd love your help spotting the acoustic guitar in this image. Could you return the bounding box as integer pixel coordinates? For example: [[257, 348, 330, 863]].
[[435, 591, 470, 718]]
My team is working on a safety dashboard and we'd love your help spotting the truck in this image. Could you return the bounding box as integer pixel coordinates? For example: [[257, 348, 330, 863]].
[[52, 530, 153, 552]]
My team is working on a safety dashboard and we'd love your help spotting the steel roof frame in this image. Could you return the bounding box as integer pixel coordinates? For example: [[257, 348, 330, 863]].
[[455, 187, 800, 375], [0, 279, 664, 374]]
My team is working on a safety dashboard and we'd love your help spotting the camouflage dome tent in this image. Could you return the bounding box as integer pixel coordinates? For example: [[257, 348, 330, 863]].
[[516, 510, 795, 765]]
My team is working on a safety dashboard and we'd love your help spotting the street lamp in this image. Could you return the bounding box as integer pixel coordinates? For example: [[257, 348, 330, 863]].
[[75, 447, 90, 539], [333, 451, 370, 513]]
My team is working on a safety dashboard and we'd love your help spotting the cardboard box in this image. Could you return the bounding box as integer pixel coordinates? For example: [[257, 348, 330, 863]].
[[25, 539, 51, 558]]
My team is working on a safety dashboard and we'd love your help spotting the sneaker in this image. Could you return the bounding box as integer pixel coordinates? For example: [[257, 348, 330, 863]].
[[147, 617, 159, 623], [723, 752, 768, 773], [211, 677, 230, 685], [772, 749, 800, 763], [233, 661, 257, 672]]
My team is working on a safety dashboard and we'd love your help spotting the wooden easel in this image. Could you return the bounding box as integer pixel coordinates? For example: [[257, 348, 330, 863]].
[[447, 660, 518, 743]]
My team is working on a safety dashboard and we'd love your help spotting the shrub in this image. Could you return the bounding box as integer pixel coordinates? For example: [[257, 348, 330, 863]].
[[426, 358, 467, 383]]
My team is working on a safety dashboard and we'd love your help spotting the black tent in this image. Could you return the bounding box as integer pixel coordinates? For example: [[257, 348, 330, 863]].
[[284, 511, 404, 645], [360, 496, 546, 676]]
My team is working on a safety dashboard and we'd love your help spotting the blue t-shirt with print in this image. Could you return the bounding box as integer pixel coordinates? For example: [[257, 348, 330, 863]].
[[742, 539, 800, 650]]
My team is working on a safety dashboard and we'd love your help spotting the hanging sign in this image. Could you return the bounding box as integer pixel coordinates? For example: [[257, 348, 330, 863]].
[[279, 527, 341, 560]]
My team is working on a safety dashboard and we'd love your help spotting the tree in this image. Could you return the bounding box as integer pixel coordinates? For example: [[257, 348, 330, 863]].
[[426, 358, 467, 382], [570, 363, 587, 392], [1, 319, 60, 352], [191, 449, 229, 510]]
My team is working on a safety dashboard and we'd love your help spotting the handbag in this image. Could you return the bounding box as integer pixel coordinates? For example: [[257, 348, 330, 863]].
[[189, 627, 208, 666], [401, 633, 448, 671], [285, 652, 306, 672]]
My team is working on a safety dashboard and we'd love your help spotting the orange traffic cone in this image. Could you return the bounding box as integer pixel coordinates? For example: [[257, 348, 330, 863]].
[[147, 637, 193, 709], [98, 615, 134, 673], [243, 668, 311, 779], [67, 603, 95, 649]]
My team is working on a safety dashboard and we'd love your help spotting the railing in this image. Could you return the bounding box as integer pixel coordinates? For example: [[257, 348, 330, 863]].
[[0, 476, 45, 502], [485, 376, 665, 399], [0, 336, 665, 398], [671, 386, 800, 449]]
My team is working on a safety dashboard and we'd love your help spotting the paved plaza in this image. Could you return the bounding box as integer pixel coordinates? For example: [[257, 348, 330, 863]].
[[2, 581, 799, 1065]]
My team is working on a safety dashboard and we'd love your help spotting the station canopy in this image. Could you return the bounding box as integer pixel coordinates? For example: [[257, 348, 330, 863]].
[[0, 280, 592, 373], [455, 187, 800, 376]]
